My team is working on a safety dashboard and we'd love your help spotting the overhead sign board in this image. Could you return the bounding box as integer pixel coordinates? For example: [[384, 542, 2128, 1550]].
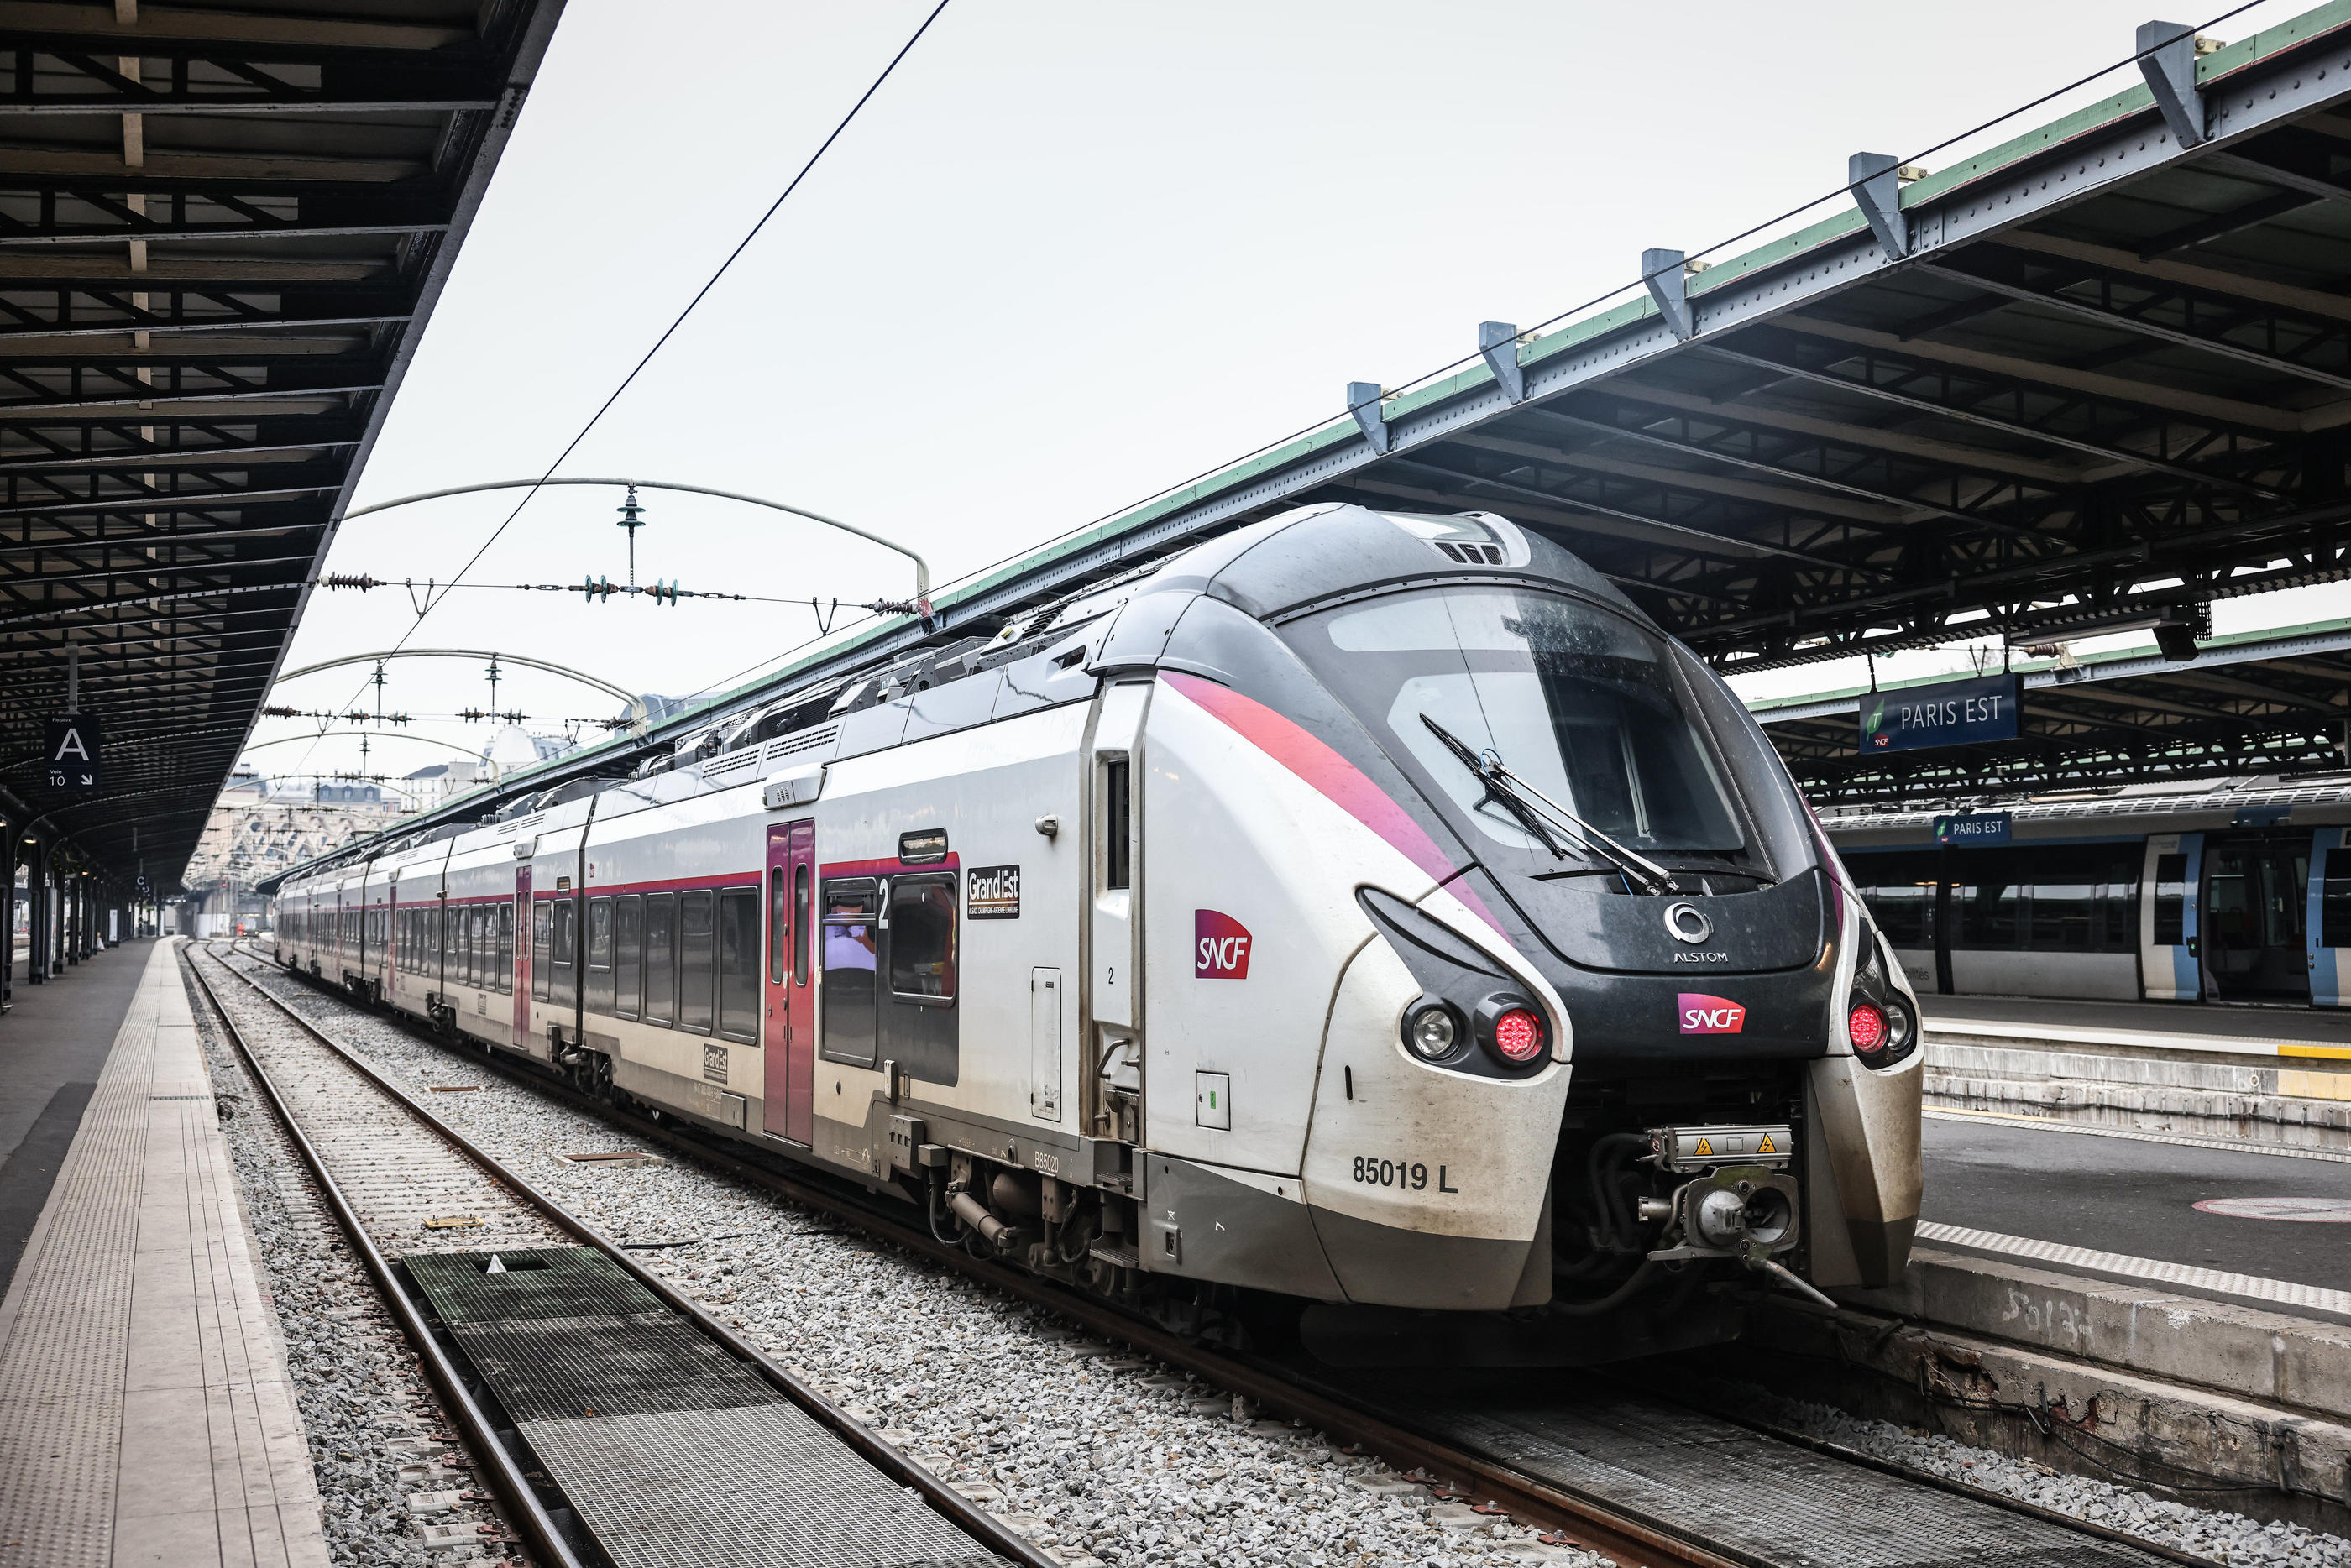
[[1860, 672, 2020, 754], [43, 713, 100, 790], [1934, 812, 2012, 846]]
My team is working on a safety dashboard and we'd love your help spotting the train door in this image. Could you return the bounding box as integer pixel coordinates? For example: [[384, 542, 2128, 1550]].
[[1087, 681, 1149, 1144], [2202, 833, 2310, 1002], [762, 820, 815, 1144], [513, 862, 532, 1045], [2141, 834, 2202, 1001], [2309, 828, 2350, 1008]]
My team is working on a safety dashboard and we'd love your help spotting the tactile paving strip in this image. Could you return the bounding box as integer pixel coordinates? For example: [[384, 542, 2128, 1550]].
[[408, 1248, 1005, 1568], [1385, 1388, 2178, 1568]]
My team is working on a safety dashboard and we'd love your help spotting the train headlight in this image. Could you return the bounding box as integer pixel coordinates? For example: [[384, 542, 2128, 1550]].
[[1847, 1000, 1888, 1055], [1404, 1002, 1459, 1061], [1883, 998, 1914, 1051]]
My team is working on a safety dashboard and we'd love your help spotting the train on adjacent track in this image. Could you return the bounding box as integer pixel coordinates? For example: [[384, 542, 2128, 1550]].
[[1826, 786, 2351, 1010], [269, 504, 1922, 1362]]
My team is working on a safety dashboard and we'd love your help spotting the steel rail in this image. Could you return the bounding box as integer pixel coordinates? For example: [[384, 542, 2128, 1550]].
[[196, 945, 1055, 1568], [233, 945, 2221, 1568], [181, 948, 588, 1568]]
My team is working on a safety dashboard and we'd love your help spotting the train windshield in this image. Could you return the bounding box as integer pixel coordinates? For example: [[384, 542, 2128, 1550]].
[[1289, 585, 1745, 858]]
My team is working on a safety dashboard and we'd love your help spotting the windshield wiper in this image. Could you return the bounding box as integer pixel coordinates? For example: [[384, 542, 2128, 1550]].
[[1418, 714, 1682, 895]]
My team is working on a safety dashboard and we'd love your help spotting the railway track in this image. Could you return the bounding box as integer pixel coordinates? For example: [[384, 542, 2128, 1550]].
[[213, 943, 2222, 1568], [186, 943, 1050, 1568]]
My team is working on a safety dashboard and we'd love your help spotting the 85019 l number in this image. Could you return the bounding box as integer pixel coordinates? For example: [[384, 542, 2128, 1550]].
[[1350, 1155, 1459, 1193]]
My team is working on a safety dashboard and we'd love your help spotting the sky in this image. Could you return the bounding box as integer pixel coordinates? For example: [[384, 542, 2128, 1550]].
[[251, 0, 2339, 787]]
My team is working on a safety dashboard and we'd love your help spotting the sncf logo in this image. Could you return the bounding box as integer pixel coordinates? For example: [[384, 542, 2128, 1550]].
[[1678, 993, 1746, 1034], [1195, 910, 1252, 980]]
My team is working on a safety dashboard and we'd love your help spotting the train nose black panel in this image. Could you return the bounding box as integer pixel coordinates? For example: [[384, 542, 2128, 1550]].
[[1498, 868, 1827, 975]]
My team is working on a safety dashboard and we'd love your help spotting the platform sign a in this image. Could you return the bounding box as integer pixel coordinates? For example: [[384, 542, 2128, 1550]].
[[1859, 672, 2020, 754], [43, 713, 100, 790]]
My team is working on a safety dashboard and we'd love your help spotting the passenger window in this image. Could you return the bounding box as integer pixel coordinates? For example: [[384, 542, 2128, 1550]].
[[531, 902, 552, 1001], [585, 897, 615, 1015], [497, 902, 516, 994], [888, 876, 958, 1002], [719, 889, 760, 1042], [793, 865, 810, 985], [551, 901, 578, 1009], [820, 881, 878, 1065], [679, 890, 715, 1034], [769, 867, 788, 985], [644, 892, 676, 1026], [616, 895, 643, 1019]]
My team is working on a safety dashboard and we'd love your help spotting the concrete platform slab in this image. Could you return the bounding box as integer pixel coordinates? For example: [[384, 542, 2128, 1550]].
[[0, 938, 157, 1299], [0, 939, 326, 1568], [1924, 1107, 2351, 1304]]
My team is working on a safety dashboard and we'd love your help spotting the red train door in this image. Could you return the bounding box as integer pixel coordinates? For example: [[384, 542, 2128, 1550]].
[[763, 820, 816, 1144], [513, 863, 532, 1046]]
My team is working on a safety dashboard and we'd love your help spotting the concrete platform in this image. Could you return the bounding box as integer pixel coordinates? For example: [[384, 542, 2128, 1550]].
[[0, 938, 327, 1568], [1, 938, 158, 1300], [1922, 994, 2351, 1151]]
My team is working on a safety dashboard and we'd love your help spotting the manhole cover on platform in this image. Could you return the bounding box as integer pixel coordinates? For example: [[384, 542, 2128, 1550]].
[[2193, 1197, 2351, 1222]]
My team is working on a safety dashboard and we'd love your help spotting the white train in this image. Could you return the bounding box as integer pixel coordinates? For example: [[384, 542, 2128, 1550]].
[[270, 504, 1921, 1362]]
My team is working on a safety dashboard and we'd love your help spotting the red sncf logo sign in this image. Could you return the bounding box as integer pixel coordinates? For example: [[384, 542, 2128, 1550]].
[[1194, 910, 1251, 979], [1678, 993, 1746, 1034]]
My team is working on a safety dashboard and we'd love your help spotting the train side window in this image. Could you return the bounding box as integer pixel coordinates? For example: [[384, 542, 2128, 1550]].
[[615, 895, 643, 1020], [1103, 758, 1132, 891], [679, 890, 715, 1035], [472, 907, 489, 986], [551, 900, 578, 1009], [644, 893, 676, 1026], [497, 902, 516, 994], [887, 875, 957, 1003], [531, 902, 552, 1001], [820, 881, 878, 1066], [793, 865, 810, 986], [585, 896, 615, 1016], [718, 889, 760, 1043], [2153, 853, 2188, 947], [769, 867, 788, 986]]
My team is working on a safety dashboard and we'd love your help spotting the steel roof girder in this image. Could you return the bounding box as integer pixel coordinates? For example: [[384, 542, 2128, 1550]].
[[1478, 322, 1528, 403], [1700, 337, 2279, 497], [1849, 153, 1911, 262], [1916, 253, 2351, 393], [1641, 249, 1694, 342], [1345, 383, 1390, 454], [2138, 21, 2211, 149]]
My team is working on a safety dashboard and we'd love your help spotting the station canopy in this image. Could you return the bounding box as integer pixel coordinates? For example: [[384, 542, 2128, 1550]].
[[274, 4, 2351, 862], [0, 0, 561, 890]]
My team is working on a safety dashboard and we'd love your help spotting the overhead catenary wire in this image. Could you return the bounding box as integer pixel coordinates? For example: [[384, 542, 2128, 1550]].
[[286, 0, 957, 778]]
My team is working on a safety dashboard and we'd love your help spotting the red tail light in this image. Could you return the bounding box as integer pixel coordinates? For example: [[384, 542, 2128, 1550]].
[[1492, 1007, 1545, 1064], [1848, 1001, 1888, 1054]]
